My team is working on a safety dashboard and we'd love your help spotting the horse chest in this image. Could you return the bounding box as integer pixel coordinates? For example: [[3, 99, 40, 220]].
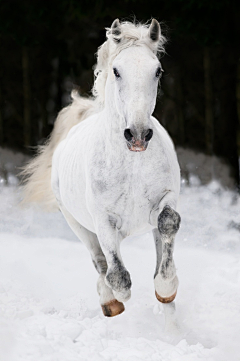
[[88, 151, 167, 234]]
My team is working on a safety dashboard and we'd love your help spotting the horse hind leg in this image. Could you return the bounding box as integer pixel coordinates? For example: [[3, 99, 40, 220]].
[[59, 205, 124, 317], [153, 205, 181, 303]]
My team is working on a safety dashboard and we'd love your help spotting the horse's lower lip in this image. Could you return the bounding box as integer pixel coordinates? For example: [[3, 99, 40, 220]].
[[126, 141, 148, 152], [130, 146, 146, 152]]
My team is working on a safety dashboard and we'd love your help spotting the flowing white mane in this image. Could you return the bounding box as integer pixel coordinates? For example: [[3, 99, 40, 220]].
[[92, 21, 166, 104]]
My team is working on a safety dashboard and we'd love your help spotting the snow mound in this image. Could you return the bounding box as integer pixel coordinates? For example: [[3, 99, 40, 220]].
[[0, 181, 240, 360]]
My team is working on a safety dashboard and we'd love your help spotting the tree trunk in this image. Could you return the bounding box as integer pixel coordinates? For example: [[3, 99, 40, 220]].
[[22, 46, 31, 147], [0, 37, 3, 145], [176, 67, 185, 144], [0, 77, 3, 146], [236, 58, 240, 185], [203, 47, 214, 155], [41, 95, 48, 139]]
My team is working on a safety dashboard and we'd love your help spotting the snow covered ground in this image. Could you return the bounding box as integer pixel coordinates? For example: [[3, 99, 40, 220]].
[[0, 179, 240, 361]]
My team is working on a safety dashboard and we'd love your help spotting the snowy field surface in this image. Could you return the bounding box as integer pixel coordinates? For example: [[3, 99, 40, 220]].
[[0, 180, 240, 361]]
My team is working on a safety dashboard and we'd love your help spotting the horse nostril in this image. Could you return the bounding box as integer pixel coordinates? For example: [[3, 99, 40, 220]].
[[124, 129, 134, 142], [145, 129, 153, 141]]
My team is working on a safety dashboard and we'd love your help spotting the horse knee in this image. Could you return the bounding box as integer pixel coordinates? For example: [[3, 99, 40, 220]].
[[158, 205, 181, 237]]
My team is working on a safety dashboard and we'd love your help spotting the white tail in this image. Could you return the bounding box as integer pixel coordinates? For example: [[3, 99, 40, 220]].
[[21, 91, 97, 211]]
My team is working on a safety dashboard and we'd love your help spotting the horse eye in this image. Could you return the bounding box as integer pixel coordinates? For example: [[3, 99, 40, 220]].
[[156, 67, 163, 78], [113, 68, 120, 78]]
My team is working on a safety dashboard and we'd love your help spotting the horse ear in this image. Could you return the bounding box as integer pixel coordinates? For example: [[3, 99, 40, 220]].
[[149, 19, 161, 42], [110, 19, 122, 43]]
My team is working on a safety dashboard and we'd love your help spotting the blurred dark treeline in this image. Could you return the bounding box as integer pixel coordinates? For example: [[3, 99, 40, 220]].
[[0, 0, 240, 183]]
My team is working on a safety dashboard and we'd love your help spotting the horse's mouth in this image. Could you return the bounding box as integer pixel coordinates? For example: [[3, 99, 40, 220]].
[[126, 140, 148, 152]]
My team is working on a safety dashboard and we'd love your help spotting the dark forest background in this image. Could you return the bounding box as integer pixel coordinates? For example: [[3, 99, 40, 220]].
[[0, 0, 240, 184]]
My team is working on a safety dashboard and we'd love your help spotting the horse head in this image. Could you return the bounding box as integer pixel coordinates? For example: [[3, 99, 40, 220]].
[[94, 19, 165, 152]]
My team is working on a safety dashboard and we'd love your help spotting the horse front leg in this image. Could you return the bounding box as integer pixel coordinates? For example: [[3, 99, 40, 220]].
[[153, 205, 181, 303], [96, 220, 132, 304], [56, 205, 124, 317]]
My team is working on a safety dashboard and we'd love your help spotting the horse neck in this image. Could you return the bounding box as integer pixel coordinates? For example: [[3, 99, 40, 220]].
[[102, 94, 125, 138]]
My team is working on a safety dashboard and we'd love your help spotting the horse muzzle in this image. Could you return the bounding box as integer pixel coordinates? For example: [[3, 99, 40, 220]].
[[124, 128, 153, 152]]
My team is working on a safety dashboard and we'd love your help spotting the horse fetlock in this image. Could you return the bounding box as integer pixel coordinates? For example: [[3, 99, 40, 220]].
[[97, 274, 115, 305], [154, 273, 179, 300], [113, 288, 131, 303], [158, 205, 181, 237], [105, 270, 132, 302], [105, 267, 132, 294]]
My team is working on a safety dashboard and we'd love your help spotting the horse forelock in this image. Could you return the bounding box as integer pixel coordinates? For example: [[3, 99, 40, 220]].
[[92, 21, 166, 105]]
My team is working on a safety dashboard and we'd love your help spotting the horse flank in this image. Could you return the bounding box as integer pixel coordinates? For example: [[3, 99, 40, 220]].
[[21, 21, 166, 211]]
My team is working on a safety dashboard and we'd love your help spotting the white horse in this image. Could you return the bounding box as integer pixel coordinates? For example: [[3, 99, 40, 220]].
[[22, 19, 181, 317]]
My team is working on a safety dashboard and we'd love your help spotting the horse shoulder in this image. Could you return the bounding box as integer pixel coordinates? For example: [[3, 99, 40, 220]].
[[150, 116, 180, 193]]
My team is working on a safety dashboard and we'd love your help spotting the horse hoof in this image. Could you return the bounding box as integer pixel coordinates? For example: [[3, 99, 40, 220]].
[[101, 299, 125, 317], [155, 290, 177, 303]]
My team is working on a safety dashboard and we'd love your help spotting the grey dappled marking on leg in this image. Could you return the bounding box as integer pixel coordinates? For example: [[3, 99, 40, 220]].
[[154, 205, 180, 303], [152, 228, 163, 278], [104, 250, 131, 303], [92, 254, 108, 275], [158, 205, 181, 238], [105, 252, 132, 295]]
